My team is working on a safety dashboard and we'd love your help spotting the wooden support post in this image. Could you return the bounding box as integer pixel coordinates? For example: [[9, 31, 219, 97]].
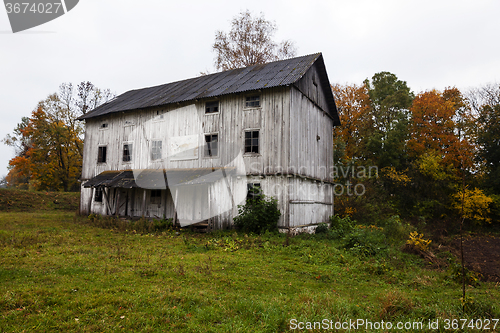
[[88, 187, 94, 214], [115, 190, 120, 217], [141, 189, 147, 218], [130, 188, 135, 217], [103, 188, 112, 215], [124, 190, 129, 217]]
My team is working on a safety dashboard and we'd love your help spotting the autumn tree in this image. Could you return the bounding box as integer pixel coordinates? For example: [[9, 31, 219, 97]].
[[212, 10, 296, 71], [3, 82, 114, 191], [331, 83, 372, 160], [408, 88, 475, 171]]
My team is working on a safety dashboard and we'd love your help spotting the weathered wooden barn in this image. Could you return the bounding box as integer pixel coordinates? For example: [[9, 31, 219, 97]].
[[78, 53, 340, 231]]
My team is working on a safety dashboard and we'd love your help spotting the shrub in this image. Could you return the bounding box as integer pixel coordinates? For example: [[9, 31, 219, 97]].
[[329, 214, 355, 238], [382, 215, 411, 241], [406, 231, 431, 252], [152, 218, 173, 231], [233, 192, 280, 234], [315, 223, 329, 234], [344, 228, 386, 257]]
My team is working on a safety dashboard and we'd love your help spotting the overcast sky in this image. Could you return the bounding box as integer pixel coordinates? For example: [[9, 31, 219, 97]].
[[1, 0, 499, 180]]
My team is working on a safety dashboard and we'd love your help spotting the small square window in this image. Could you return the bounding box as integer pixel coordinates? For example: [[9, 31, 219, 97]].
[[204, 134, 218, 157], [244, 131, 259, 154], [151, 141, 162, 160], [150, 189, 161, 205], [205, 101, 219, 114], [94, 187, 103, 202], [123, 143, 132, 162], [100, 123, 108, 129], [245, 95, 260, 108], [98, 146, 107, 163], [247, 183, 261, 201]]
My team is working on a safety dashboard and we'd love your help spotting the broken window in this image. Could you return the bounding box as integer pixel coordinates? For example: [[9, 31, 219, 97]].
[[205, 101, 219, 114], [246, 183, 261, 201], [94, 187, 103, 202], [151, 140, 162, 160], [150, 189, 161, 205], [98, 146, 107, 163], [245, 95, 260, 108], [244, 130, 259, 154], [204, 134, 218, 157], [123, 143, 132, 162]]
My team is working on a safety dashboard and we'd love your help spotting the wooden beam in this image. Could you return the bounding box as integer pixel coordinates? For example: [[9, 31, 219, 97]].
[[141, 189, 147, 218], [88, 188, 94, 214], [115, 190, 121, 217], [130, 188, 135, 217], [102, 188, 112, 215], [124, 190, 129, 217]]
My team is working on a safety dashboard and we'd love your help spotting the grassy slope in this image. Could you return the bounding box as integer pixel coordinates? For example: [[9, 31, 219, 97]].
[[0, 189, 79, 212], [0, 212, 499, 332]]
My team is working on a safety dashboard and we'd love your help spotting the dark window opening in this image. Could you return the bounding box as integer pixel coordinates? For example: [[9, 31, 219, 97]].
[[150, 189, 161, 205], [204, 134, 218, 157], [244, 131, 259, 154], [205, 101, 219, 114], [100, 123, 108, 129], [151, 141, 162, 160], [245, 95, 260, 108], [123, 143, 132, 162], [247, 183, 261, 201], [94, 187, 103, 202], [312, 81, 318, 102], [98, 146, 107, 163]]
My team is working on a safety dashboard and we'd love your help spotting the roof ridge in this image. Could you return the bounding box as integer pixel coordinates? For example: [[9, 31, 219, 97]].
[[79, 53, 326, 120]]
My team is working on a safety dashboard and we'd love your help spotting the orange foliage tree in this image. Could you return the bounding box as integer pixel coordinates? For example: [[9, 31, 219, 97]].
[[3, 82, 114, 191], [331, 83, 372, 159], [408, 88, 475, 172], [5, 96, 83, 191]]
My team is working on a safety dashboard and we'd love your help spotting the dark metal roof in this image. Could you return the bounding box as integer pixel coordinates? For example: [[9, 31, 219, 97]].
[[79, 53, 339, 123], [83, 168, 237, 189], [82, 170, 138, 189]]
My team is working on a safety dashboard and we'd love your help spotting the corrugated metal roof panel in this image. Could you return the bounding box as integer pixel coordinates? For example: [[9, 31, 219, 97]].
[[79, 53, 325, 120], [83, 168, 238, 189]]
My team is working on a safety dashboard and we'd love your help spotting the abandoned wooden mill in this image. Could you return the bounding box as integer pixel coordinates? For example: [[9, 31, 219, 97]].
[[78, 53, 341, 232]]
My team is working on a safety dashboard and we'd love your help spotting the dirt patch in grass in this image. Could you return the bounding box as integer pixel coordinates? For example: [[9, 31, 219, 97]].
[[0, 189, 79, 212], [455, 235, 500, 282]]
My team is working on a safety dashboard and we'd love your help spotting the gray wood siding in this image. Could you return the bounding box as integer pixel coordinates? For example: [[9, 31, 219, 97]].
[[289, 87, 334, 182], [81, 87, 291, 182], [293, 62, 330, 115]]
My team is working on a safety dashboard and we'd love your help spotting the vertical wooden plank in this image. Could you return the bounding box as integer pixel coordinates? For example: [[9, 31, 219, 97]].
[[115, 190, 120, 217], [87, 188, 94, 215], [130, 188, 135, 217], [141, 189, 146, 217]]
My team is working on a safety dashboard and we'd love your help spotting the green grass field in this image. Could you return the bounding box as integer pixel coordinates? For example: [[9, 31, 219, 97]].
[[0, 191, 499, 332]]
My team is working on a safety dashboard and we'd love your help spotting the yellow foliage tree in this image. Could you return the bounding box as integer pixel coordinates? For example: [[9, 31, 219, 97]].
[[454, 188, 493, 224]]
